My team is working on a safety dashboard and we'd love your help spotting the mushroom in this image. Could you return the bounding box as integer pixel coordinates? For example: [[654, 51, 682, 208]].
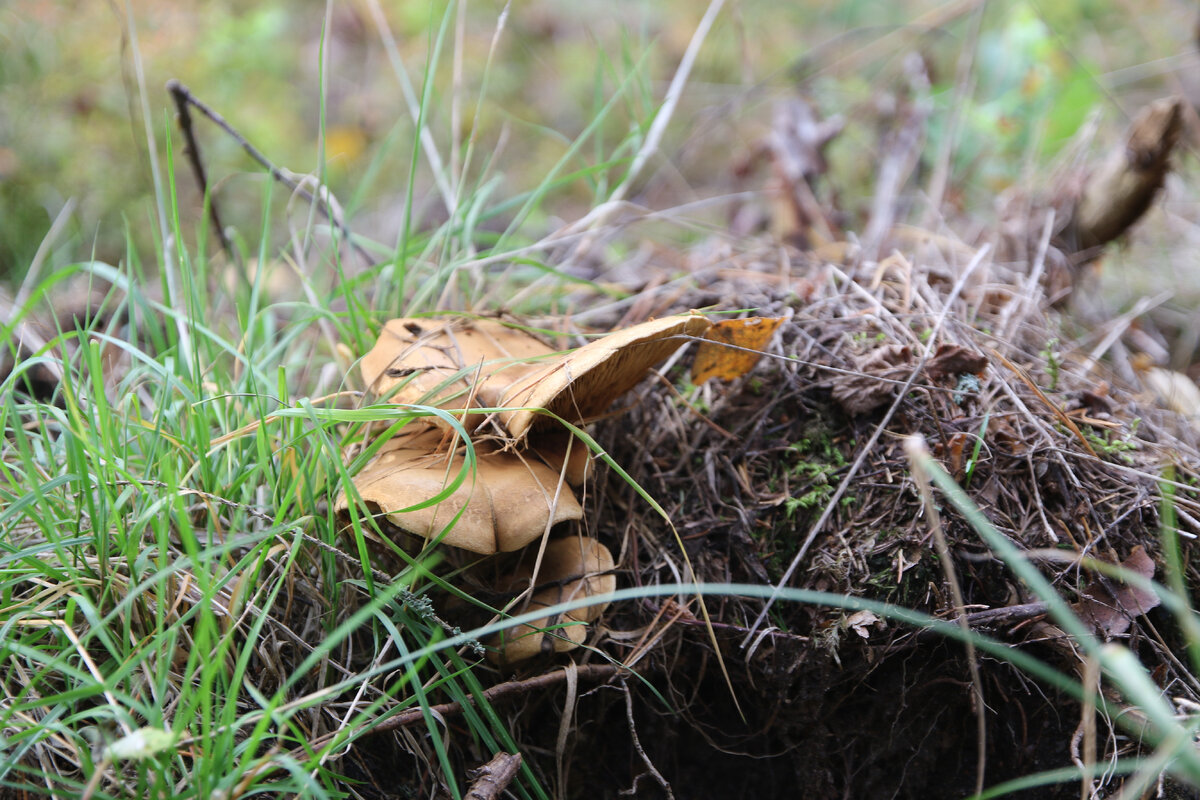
[[498, 313, 712, 440], [359, 317, 556, 432], [525, 429, 594, 487], [359, 313, 712, 440], [336, 425, 582, 554], [341, 312, 710, 662], [489, 535, 616, 664]]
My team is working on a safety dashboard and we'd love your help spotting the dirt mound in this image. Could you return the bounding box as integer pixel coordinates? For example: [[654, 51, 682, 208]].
[[474, 234, 1200, 798]]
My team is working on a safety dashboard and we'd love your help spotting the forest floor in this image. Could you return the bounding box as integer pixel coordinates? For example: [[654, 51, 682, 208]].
[[4, 3, 1200, 799]]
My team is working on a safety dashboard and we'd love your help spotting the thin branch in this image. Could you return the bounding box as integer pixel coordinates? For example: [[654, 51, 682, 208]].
[[466, 752, 523, 800], [620, 679, 674, 799], [167, 81, 234, 262], [164, 80, 372, 264], [308, 663, 622, 752]]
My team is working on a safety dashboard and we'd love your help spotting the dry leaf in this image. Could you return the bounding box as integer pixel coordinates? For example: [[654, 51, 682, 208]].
[[924, 344, 987, 383], [691, 316, 786, 384], [843, 609, 883, 639], [490, 535, 616, 663], [500, 313, 712, 440], [336, 425, 582, 554], [830, 344, 913, 416], [1139, 366, 1200, 431], [1073, 545, 1160, 637]]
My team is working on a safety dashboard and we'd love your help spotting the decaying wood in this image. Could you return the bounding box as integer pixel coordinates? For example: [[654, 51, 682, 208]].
[[767, 98, 844, 245], [1067, 96, 1183, 254], [465, 752, 523, 800]]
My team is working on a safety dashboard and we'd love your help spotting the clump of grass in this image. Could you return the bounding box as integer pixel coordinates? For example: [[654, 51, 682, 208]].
[[0, 2, 733, 796]]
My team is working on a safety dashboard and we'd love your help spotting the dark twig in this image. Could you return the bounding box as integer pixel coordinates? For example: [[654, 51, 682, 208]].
[[620, 679, 674, 799], [167, 80, 234, 262], [309, 663, 623, 752], [465, 752, 523, 800], [960, 602, 1048, 628], [894, 602, 1050, 650], [164, 79, 373, 264]]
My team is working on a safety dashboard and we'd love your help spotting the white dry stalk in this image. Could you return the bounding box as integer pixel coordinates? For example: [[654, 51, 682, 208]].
[[1084, 291, 1174, 370], [993, 209, 1055, 350], [14, 199, 76, 310], [566, 0, 727, 246], [312, 633, 396, 778], [122, 0, 191, 363], [364, 0, 457, 217], [554, 662, 578, 795], [906, 434, 987, 797]]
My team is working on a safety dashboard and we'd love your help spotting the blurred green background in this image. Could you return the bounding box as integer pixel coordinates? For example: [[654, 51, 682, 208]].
[[1, 0, 1194, 284]]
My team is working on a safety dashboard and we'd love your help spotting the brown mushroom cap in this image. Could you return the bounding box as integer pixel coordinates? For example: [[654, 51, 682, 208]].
[[528, 430, 594, 487], [359, 314, 712, 442], [498, 313, 712, 439], [489, 535, 616, 663], [359, 318, 556, 431], [336, 425, 582, 554]]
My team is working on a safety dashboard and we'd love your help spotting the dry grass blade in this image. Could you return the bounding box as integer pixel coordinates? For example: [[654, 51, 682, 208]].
[[989, 348, 1099, 459]]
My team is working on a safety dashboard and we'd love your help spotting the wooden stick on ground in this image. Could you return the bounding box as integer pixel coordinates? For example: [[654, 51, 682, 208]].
[[1067, 96, 1183, 255], [466, 752, 523, 800], [304, 663, 624, 755]]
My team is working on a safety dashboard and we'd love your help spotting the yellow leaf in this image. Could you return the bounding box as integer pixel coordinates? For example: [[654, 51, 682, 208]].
[[691, 317, 785, 384]]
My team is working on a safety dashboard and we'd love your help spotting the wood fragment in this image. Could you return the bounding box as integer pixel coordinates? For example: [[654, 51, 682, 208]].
[[466, 752, 523, 800], [1068, 96, 1183, 254], [317, 663, 623, 747]]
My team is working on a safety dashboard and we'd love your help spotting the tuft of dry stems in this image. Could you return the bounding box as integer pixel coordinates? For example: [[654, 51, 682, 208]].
[[581, 215, 1200, 788]]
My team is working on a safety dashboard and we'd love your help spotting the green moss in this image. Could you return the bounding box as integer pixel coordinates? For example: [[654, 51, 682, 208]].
[[752, 422, 855, 580]]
